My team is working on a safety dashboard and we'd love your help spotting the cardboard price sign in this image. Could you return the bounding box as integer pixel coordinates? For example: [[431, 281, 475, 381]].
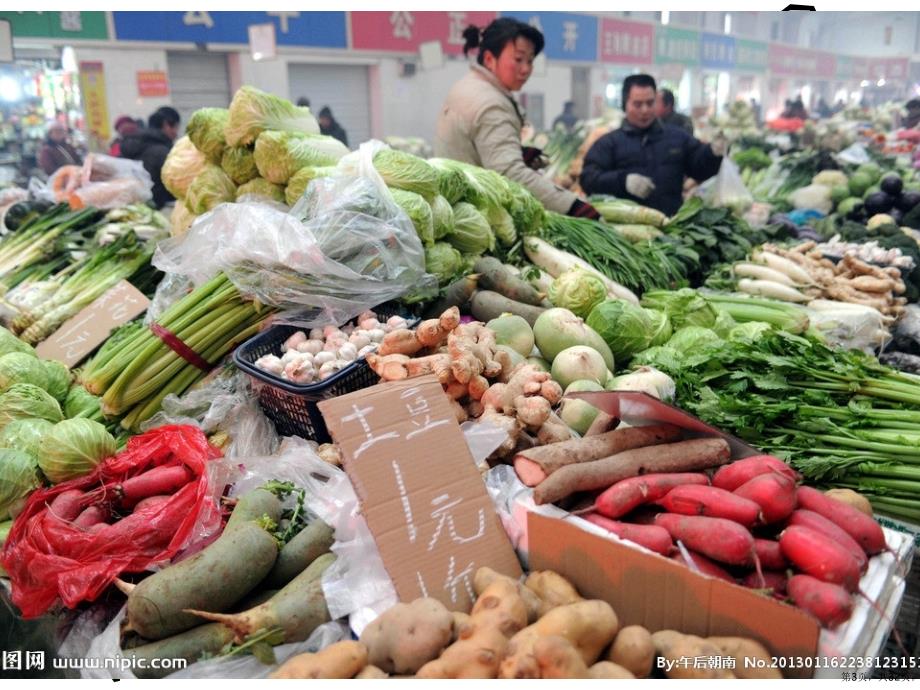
[[36, 280, 149, 367], [319, 375, 521, 612]]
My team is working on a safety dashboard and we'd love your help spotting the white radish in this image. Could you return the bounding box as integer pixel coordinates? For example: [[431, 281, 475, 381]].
[[282, 331, 307, 352], [523, 235, 639, 305], [737, 278, 810, 302], [752, 250, 814, 285], [732, 262, 799, 287]]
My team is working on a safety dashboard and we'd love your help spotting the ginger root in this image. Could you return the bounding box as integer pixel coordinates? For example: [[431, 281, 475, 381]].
[[270, 640, 368, 679]]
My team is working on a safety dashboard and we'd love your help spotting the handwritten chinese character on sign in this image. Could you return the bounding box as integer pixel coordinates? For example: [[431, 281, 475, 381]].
[[447, 12, 467, 45], [392, 460, 418, 543], [390, 11, 414, 40], [427, 493, 486, 551], [562, 21, 578, 52], [60, 11, 82, 32], [342, 404, 400, 458], [267, 11, 299, 34], [443, 555, 476, 604], [183, 11, 214, 29]]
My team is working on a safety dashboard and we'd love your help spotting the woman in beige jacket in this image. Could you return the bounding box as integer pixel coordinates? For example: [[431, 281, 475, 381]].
[[435, 18, 600, 219]]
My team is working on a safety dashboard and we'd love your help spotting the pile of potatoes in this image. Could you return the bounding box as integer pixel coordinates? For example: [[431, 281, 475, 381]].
[[269, 567, 782, 679]]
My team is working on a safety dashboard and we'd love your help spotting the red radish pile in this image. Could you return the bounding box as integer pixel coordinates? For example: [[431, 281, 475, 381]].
[[579, 454, 890, 629]]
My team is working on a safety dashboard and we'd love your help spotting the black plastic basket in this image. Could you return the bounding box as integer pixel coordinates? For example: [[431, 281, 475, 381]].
[[234, 305, 416, 443]]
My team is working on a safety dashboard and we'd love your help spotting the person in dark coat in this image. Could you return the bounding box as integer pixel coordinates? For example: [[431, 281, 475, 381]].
[[318, 106, 348, 147], [552, 101, 578, 132], [38, 122, 82, 175], [580, 74, 725, 216], [120, 106, 180, 208], [656, 89, 693, 135]]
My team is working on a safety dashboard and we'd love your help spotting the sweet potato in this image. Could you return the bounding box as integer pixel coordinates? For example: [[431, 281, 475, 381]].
[[524, 570, 583, 618], [607, 625, 654, 678], [270, 640, 368, 679], [707, 636, 782, 679], [594, 472, 710, 519], [264, 519, 334, 588], [360, 598, 453, 674]]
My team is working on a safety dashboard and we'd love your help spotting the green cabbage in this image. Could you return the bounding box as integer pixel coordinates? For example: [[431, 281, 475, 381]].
[[431, 195, 455, 240], [373, 149, 440, 201], [0, 353, 49, 394], [428, 159, 468, 205], [728, 321, 773, 343], [0, 448, 39, 520], [236, 177, 286, 204], [170, 203, 196, 239], [224, 85, 320, 147], [586, 299, 654, 362], [465, 167, 511, 212], [42, 360, 72, 403], [390, 189, 434, 247], [667, 326, 721, 352], [254, 131, 348, 185], [640, 288, 718, 329], [549, 268, 607, 319], [186, 107, 229, 164], [161, 136, 209, 200], [506, 179, 545, 235], [0, 383, 63, 429], [0, 326, 35, 359], [487, 206, 517, 247], [446, 202, 494, 255], [425, 242, 463, 284], [220, 146, 258, 185], [184, 165, 237, 215], [645, 309, 673, 347], [63, 385, 103, 421], [284, 165, 338, 206], [0, 418, 54, 459], [38, 418, 116, 484], [712, 310, 738, 338]]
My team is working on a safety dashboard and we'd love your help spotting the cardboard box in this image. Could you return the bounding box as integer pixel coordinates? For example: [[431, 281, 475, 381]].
[[319, 375, 522, 613]]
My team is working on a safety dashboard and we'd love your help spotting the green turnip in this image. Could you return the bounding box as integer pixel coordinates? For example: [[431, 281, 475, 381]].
[[559, 380, 604, 435], [487, 314, 534, 357], [533, 308, 614, 370], [551, 346, 609, 390]]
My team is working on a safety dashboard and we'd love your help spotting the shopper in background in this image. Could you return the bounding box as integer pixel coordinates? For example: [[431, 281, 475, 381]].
[[750, 98, 762, 126], [816, 98, 832, 119], [108, 115, 140, 158], [655, 89, 693, 135], [903, 99, 920, 130], [435, 18, 600, 219], [552, 101, 578, 132], [120, 106, 180, 208], [791, 97, 809, 119], [832, 99, 846, 115], [318, 106, 348, 147], [580, 74, 724, 216], [38, 122, 82, 176]]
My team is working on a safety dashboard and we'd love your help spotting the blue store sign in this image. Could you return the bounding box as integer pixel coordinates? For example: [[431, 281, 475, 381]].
[[113, 11, 347, 49], [501, 11, 597, 62], [700, 32, 736, 70]]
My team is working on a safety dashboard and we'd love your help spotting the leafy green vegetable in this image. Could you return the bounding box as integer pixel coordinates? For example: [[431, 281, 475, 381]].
[[666, 326, 721, 352], [505, 178, 545, 236], [161, 136, 209, 200], [640, 288, 718, 329], [390, 189, 434, 247], [63, 384, 104, 421], [0, 418, 53, 459], [0, 326, 35, 359], [732, 147, 772, 171], [284, 165, 337, 206], [488, 206, 517, 247], [431, 195, 455, 240], [221, 146, 259, 185], [254, 131, 348, 185], [186, 107, 229, 164], [0, 353, 49, 395], [0, 383, 63, 429], [549, 268, 607, 319], [428, 159, 468, 205], [184, 165, 236, 215], [42, 360, 71, 403], [446, 202, 494, 255], [645, 309, 672, 347], [373, 149, 440, 201], [586, 299, 653, 361], [425, 242, 464, 284], [0, 448, 39, 520], [38, 418, 116, 483], [224, 85, 320, 147], [236, 178, 286, 204]]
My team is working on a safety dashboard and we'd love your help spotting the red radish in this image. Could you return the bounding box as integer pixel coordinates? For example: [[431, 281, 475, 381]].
[[88, 522, 110, 534], [46, 490, 85, 522], [733, 472, 797, 524], [671, 549, 735, 582], [779, 526, 861, 592], [787, 574, 853, 628], [72, 505, 108, 529], [654, 513, 756, 566], [594, 473, 710, 519], [753, 538, 787, 570], [582, 513, 673, 555], [712, 455, 799, 492], [656, 485, 761, 527], [742, 570, 787, 596], [117, 464, 193, 508], [795, 486, 886, 555], [133, 495, 173, 512], [788, 510, 868, 573]]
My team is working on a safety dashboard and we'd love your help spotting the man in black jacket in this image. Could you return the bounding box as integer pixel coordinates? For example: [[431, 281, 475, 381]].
[[580, 74, 725, 216], [120, 106, 180, 208]]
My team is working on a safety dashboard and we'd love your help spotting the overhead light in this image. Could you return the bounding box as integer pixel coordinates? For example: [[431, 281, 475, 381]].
[[605, 84, 616, 100], [860, 80, 869, 87], [876, 78, 886, 87], [61, 46, 77, 73], [661, 11, 670, 25], [0, 76, 21, 102]]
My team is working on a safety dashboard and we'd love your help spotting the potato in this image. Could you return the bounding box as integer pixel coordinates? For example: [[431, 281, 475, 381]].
[[607, 625, 655, 678], [270, 640, 368, 679], [524, 570, 583, 618], [534, 636, 589, 679], [474, 566, 541, 623], [360, 597, 453, 674], [658, 634, 735, 679], [825, 488, 873, 516], [708, 636, 782, 679], [451, 612, 471, 642], [588, 661, 635, 679], [355, 665, 388, 679]]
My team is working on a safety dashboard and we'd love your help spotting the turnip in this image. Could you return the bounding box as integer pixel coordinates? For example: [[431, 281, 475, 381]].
[[533, 308, 615, 371], [526, 356, 551, 373], [559, 380, 604, 435], [487, 314, 534, 357], [551, 346, 608, 390], [496, 345, 525, 370]]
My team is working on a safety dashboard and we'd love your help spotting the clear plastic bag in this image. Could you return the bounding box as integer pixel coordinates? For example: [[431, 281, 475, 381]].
[[708, 155, 753, 215]]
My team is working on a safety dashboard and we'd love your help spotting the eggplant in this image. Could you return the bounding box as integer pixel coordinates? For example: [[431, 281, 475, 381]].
[[890, 208, 904, 225], [880, 174, 903, 197], [864, 191, 895, 216], [897, 191, 920, 213]]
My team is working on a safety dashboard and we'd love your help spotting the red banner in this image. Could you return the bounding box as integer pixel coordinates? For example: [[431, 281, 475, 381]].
[[350, 11, 497, 54], [768, 44, 836, 79], [136, 70, 169, 97], [599, 18, 654, 65]]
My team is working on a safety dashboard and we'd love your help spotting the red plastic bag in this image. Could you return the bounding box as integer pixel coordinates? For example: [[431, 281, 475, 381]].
[[0, 425, 224, 618]]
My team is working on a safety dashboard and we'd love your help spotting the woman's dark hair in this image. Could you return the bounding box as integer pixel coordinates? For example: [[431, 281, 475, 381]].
[[621, 74, 657, 109], [462, 18, 544, 64]]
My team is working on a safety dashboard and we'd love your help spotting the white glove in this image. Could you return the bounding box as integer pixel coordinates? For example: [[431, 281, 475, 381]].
[[710, 134, 728, 157], [625, 174, 656, 199]]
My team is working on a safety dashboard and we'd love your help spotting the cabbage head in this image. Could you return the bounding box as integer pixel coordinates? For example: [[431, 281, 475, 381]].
[[0, 383, 62, 429], [254, 131, 348, 185], [0, 418, 54, 459], [487, 206, 517, 247], [38, 418, 116, 484], [446, 202, 494, 256], [224, 85, 320, 147], [0, 326, 35, 359], [161, 136, 208, 200], [186, 107, 229, 163], [236, 177, 286, 204], [428, 159, 468, 205], [425, 242, 463, 284], [0, 448, 39, 520], [373, 149, 439, 201], [170, 203, 196, 239], [390, 189, 434, 247], [431, 195, 455, 240], [63, 385, 103, 421], [184, 165, 236, 215], [42, 360, 72, 403], [728, 321, 773, 343], [220, 146, 258, 185], [667, 326, 721, 352], [640, 288, 718, 329], [549, 268, 606, 319], [586, 299, 654, 362], [506, 178, 545, 235], [284, 165, 337, 206], [0, 352, 49, 394], [645, 309, 673, 347]]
